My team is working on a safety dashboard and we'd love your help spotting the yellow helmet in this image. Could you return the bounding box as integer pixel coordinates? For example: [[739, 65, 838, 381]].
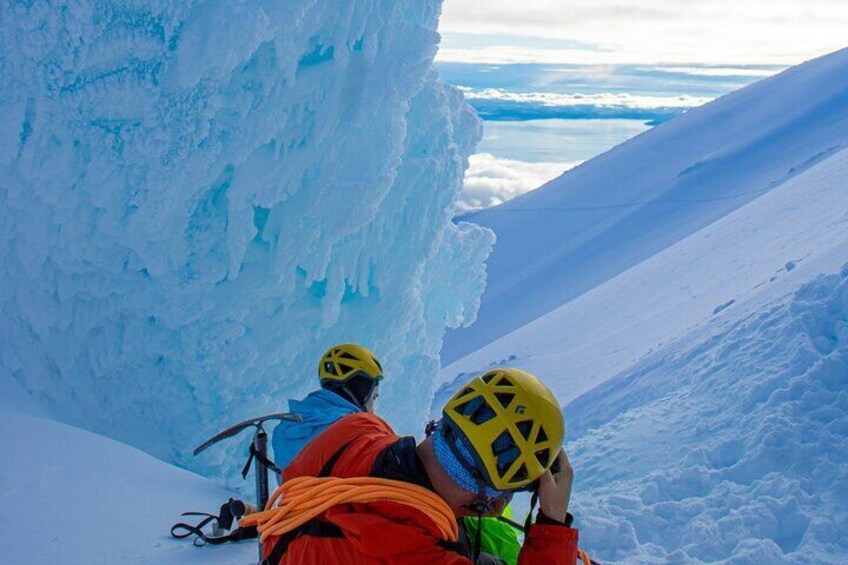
[[442, 368, 564, 491], [318, 343, 383, 385]]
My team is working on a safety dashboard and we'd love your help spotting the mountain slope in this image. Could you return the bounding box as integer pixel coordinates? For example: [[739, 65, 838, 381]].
[[438, 145, 848, 408], [443, 47, 848, 363], [436, 98, 848, 562]]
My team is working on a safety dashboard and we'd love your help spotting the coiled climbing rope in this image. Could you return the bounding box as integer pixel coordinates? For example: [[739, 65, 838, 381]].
[[239, 475, 459, 544]]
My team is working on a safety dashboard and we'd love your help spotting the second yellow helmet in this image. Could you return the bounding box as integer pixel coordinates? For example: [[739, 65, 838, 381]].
[[318, 343, 383, 385]]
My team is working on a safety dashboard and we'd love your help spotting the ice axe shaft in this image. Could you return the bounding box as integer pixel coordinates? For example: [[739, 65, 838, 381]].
[[254, 429, 270, 510], [253, 429, 270, 560]]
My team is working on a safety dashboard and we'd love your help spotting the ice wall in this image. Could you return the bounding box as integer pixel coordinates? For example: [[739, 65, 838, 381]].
[[0, 1, 492, 475]]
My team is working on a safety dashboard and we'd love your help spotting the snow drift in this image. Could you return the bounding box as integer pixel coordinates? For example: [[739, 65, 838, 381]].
[[443, 48, 848, 363], [0, 0, 492, 476], [571, 265, 848, 563]]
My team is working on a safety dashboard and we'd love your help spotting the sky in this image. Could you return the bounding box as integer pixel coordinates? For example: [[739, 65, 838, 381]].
[[438, 0, 848, 212], [439, 0, 848, 66]]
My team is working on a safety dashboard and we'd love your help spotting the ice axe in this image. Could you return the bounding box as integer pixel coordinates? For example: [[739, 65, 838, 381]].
[[194, 413, 303, 532]]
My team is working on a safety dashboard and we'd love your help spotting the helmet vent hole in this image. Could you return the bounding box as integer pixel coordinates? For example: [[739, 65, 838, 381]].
[[373, 358, 382, 371], [481, 372, 497, 384], [516, 420, 533, 441], [494, 435, 520, 477], [511, 463, 528, 483], [339, 352, 358, 360], [455, 398, 496, 425], [494, 392, 515, 409], [536, 427, 548, 443], [454, 400, 471, 415], [493, 431, 516, 456], [458, 387, 475, 398], [473, 404, 497, 424], [535, 449, 550, 469], [338, 363, 354, 375], [324, 362, 338, 375]]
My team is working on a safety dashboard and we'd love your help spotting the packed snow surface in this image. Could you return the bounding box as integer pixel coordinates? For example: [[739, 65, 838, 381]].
[[443, 48, 848, 363], [0, 378, 255, 564], [573, 265, 848, 564], [0, 0, 492, 478]]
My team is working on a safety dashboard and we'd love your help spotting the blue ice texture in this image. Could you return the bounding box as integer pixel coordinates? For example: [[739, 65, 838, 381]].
[[0, 0, 494, 481]]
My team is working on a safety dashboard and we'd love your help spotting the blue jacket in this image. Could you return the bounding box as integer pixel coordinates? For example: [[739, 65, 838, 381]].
[[271, 388, 361, 479]]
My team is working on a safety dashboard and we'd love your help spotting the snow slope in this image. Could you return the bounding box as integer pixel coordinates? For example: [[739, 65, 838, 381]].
[[443, 47, 848, 363], [437, 92, 848, 561], [439, 147, 848, 409], [570, 265, 848, 564], [0, 0, 491, 479], [0, 375, 255, 564]]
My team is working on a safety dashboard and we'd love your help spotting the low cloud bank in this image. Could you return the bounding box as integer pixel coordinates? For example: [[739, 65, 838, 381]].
[[458, 153, 576, 213], [460, 87, 712, 122]]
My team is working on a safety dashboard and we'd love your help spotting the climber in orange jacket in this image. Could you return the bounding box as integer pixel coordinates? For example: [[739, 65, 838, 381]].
[[245, 367, 578, 564]]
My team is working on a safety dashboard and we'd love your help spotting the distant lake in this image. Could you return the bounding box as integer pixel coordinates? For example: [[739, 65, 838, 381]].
[[477, 118, 652, 164]]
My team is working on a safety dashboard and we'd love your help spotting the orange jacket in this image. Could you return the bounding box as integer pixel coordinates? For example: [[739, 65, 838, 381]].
[[263, 412, 579, 564]]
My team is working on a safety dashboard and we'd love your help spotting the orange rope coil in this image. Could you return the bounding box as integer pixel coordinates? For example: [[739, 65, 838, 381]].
[[240, 476, 459, 544]]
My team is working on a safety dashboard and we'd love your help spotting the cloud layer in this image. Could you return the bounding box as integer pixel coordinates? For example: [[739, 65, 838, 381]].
[[461, 87, 712, 109], [459, 87, 710, 122], [458, 153, 576, 213]]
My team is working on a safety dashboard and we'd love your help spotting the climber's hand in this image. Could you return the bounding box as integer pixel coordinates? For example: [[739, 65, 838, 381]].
[[538, 448, 573, 523]]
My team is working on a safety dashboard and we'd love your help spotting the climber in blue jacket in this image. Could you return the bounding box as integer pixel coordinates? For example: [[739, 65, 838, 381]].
[[271, 343, 384, 477]]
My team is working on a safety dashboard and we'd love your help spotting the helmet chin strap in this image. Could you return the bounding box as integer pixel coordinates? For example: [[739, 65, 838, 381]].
[[339, 385, 365, 411], [464, 488, 492, 515], [465, 485, 489, 564], [335, 379, 378, 412], [426, 419, 512, 561]]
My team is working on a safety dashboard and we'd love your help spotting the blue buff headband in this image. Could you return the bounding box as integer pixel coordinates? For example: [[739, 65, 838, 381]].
[[431, 419, 503, 500]]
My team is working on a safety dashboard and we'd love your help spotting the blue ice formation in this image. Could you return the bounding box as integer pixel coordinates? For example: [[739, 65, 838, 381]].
[[0, 1, 492, 477]]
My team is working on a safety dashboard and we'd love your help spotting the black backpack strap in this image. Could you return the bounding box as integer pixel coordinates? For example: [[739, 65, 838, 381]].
[[437, 538, 470, 556], [261, 527, 298, 565], [318, 439, 355, 477], [260, 520, 345, 565]]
